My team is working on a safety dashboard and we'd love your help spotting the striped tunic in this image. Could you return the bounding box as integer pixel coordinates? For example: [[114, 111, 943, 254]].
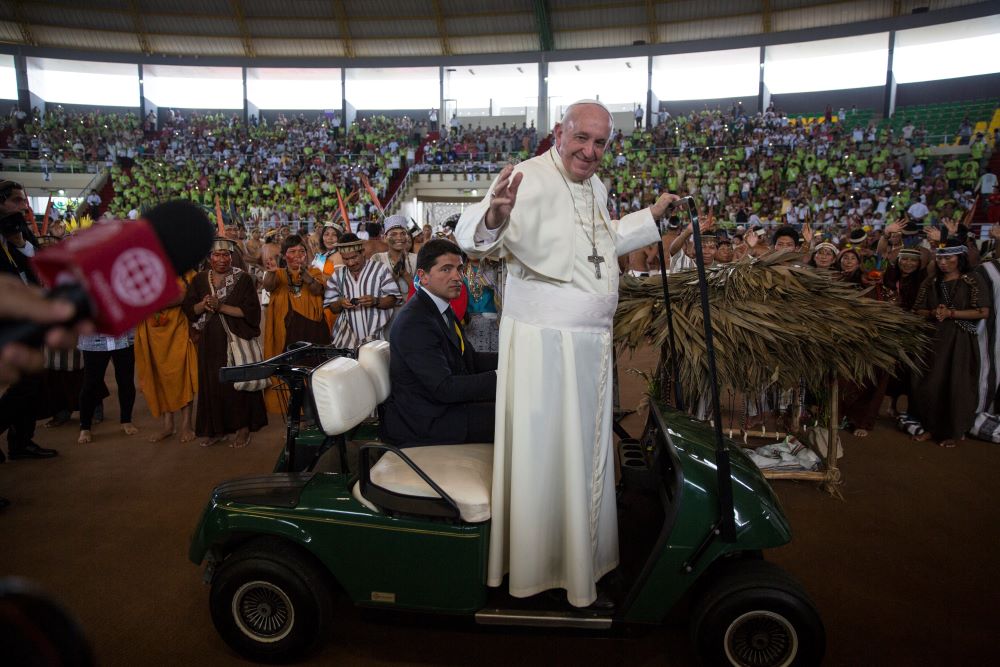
[[323, 261, 401, 348]]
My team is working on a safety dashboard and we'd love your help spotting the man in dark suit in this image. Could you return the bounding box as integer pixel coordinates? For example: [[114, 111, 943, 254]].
[[0, 189, 59, 464], [382, 239, 497, 446]]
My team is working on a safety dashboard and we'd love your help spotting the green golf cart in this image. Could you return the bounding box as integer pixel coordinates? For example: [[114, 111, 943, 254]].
[[192, 198, 822, 665], [190, 338, 824, 665]]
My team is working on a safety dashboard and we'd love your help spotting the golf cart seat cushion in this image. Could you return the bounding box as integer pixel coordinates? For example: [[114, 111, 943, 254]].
[[357, 444, 493, 522], [357, 340, 391, 404], [310, 356, 377, 436]]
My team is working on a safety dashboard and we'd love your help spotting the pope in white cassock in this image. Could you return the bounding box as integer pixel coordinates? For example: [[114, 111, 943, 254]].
[[455, 100, 680, 607]]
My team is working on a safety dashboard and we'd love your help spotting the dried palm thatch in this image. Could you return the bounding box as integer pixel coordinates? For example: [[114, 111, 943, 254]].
[[615, 253, 931, 408]]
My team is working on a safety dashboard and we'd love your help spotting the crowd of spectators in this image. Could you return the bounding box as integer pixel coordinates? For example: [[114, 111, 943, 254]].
[[4, 102, 995, 242], [4, 106, 144, 172], [604, 105, 992, 243], [421, 121, 539, 168], [110, 112, 419, 225]]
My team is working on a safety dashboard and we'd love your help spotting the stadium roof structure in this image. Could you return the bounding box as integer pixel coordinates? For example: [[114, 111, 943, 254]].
[[0, 0, 992, 62]]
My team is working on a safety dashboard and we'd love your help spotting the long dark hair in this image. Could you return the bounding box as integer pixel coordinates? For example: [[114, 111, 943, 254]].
[[317, 226, 339, 253]]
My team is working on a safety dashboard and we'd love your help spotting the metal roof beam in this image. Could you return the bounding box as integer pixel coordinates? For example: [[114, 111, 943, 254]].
[[332, 0, 354, 58], [126, 0, 151, 55], [10, 0, 37, 46], [431, 0, 451, 55], [27, 0, 533, 23], [229, 0, 256, 58], [645, 0, 657, 45], [762, 0, 772, 34], [533, 0, 553, 52]]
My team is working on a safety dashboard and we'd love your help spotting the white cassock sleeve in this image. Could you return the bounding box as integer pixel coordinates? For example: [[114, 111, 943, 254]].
[[610, 208, 660, 257]]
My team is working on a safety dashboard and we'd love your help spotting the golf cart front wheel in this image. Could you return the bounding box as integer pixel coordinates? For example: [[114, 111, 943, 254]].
[[691, 561, 824, 667], [209, 541, 333, 663]]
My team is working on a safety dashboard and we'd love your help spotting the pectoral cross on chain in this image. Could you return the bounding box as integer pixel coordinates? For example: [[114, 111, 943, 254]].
[[588, 244, 606, 279]]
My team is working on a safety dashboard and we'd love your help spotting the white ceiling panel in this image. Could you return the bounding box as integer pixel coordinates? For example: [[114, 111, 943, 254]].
[[772, 0, 892, 32], [241, 0, 333, 18], [659, 14, 763, 43], [146, 34, 246, 56], [553, 26, 650, 50], [245, 18, 340, 39], [253, 38, 346, 57], [31, 7, 134, 32], [450, 34, 539, 54], [352, 38, 443, 57], [32, 26, 141, 52], [446, 14, 537, 36], [552, 5, 647, 32], [136, 0, 233, 14], [659, 0, 756, 22], [344, 0, 435, 18], [349, 19, 439, 39], [0, 21, 24, 42], [440, 0, 533, 13], [141, 15, 240, 37]]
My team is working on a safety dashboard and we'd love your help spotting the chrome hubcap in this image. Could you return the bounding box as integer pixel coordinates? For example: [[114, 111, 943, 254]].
[[232, 581, 295, 643], [724, 609, 798, 667]]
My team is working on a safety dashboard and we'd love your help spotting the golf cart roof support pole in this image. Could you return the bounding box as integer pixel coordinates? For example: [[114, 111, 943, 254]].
[[284, 376, 304, 473], [685, 198, 737, 543], [656, 240, 684, 411]]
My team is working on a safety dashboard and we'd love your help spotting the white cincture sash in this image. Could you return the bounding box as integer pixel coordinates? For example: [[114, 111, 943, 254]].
[[503, 275, 617, 334]]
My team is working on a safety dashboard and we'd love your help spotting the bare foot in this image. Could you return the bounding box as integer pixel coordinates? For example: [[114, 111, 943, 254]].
[[853, 429, 868, 438], [122, 423, 139, 436], [199, 436, 224, 448], [148, 429, 175, 443], [179, 428, 196, 443], [78, 430, 93, 444], [230, 430, 251, 449], [912, 432, 932, 442], [938, 439, 957, 448]]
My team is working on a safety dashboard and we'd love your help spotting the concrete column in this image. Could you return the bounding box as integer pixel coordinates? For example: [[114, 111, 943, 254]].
[[757, 46, 769, 114], [14, 54, 32, 114], [538, 57, 548, 131], [883, 31, 897, 119], [138, 64, 145, 119], [438, 65, 445, 136], [646, 54, 654, 129], [241, 66, 250, 124]]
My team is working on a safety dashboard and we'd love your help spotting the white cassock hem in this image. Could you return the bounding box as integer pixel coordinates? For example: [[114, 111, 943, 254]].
[[487, 316, 620, 608]]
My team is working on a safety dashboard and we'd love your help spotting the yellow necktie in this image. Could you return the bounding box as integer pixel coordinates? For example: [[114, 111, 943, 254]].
[[453, 320, 465, 355]]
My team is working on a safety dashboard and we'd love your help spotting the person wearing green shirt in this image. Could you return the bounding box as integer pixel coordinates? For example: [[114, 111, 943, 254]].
[[944, 158, 962, 188]]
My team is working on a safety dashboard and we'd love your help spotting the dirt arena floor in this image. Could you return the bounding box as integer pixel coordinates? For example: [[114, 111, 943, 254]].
[[1, 343, 996, 666]]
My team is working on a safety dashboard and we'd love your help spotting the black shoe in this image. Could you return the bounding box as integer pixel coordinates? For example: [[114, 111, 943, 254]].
[[0, 497, 9, 510], [8, 443, 59, 460], [586, 589, 616, 611]]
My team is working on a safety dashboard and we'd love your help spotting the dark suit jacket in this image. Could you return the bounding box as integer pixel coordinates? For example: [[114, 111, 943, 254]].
[[382, 288, 498, 445]]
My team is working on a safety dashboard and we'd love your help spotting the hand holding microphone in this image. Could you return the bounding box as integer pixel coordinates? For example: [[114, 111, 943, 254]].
[[0, 275, 91, 384], [0, 200, 214, 366]]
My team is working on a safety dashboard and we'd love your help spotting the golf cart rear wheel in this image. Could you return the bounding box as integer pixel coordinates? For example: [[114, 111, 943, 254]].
[[210, 540, 333, 663], [691, 561, 824, 667]]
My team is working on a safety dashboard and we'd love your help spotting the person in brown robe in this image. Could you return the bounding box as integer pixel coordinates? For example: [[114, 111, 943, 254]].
[[840, 269, 893, 437], [261, 235, 328, 413], [134, 272, 198, 443], [183, 239, 267, 448], [884, 249, 927, 417], [910, 242, 991, 447]]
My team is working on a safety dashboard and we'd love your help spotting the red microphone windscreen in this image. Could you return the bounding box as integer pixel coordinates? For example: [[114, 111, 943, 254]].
[[30, 202, 213, 336]]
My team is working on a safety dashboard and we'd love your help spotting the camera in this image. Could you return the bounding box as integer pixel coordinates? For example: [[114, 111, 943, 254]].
[[0, 212, 25, 236]]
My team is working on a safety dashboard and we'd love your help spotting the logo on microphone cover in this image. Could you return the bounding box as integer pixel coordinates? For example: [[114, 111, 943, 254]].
[[110, 248, 167, 307]]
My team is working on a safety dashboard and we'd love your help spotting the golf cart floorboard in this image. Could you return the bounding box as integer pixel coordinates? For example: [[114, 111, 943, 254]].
[[475, 584, 615, 629]]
